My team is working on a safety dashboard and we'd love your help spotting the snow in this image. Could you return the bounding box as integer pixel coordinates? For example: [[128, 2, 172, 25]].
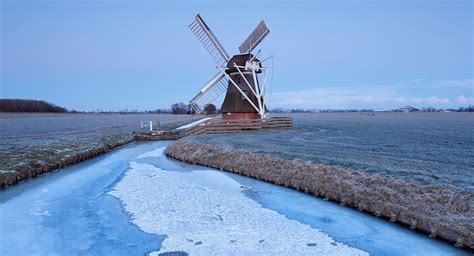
[[110, 160, 368, 255], [135, 146, 166, 159], [175, 117, 213, 130]]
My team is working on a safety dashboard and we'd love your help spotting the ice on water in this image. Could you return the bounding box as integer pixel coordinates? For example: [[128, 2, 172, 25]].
[[0, 141, 468, 255], [110, 160, 367, 255], [135, 146, 166, 159], [111, 146, 468, 256]]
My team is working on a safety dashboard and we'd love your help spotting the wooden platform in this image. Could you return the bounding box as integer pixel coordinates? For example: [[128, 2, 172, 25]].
[[185, 117, 293, 136], [135, 117, 293, 141], [134, 131, 181, 141], [262, 117, 294, 129]]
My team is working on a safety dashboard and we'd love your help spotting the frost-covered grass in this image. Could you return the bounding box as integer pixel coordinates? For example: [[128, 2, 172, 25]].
[[0, 113, 200, 187], [0, 113, 196, 144], [192, 112, 474, 192]]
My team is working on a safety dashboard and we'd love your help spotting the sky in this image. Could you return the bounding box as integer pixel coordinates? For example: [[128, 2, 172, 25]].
[[1, 0, 473, 111]]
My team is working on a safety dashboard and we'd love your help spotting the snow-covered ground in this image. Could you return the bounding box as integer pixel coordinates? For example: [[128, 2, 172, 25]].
[[175, 117, 213, 130]]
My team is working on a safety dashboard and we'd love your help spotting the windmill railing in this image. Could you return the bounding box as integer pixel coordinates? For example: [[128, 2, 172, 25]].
[[204, 119, 262, 134], [181, 117, 292, 136], [262, 117, 293, 129]]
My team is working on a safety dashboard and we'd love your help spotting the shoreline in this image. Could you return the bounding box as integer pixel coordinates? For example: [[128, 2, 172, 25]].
[[165, 139, 474, 249], [0, 136, 135, 188]]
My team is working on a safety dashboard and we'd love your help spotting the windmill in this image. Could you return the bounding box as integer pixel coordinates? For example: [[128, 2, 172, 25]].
[[188, 14, 272, 120]]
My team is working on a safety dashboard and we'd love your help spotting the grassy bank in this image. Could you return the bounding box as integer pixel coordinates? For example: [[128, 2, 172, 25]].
[[165, 138, 474, 249], [0, 135, 135, 188]]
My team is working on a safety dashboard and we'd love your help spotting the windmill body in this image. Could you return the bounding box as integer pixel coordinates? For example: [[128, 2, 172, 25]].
[[188, 14, 271, 120], [221, 53, 264, 119]]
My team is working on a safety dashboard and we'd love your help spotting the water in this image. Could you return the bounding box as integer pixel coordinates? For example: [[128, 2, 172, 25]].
[[1, 141, 468, 255], [0, 142, 164, 255], [193, 112, 474, 191]]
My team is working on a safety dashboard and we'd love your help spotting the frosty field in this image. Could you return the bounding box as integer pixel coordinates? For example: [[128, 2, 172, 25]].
[[0, 113, 198, 185], [0, 113, 194, 145], [193, 112, 474, 192]]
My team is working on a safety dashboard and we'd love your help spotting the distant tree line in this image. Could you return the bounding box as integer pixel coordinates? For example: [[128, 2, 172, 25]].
[[3, 98, 472, 114], [452, 105, 474, 112], [271, 105, 474, 113], [0, 99, 67, 113], [83, 109, 172, 114]]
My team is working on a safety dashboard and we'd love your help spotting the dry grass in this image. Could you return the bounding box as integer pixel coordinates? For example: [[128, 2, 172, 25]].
[[165, 139, 474, 249], [0, 136, 134, 188]]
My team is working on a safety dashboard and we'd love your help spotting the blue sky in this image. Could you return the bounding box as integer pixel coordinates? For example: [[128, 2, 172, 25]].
[[1, 0, 473, 111]]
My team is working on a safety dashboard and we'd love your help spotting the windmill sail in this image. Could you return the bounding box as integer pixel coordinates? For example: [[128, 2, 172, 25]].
[[239, 21, 270, 54], [189, 72, 228, 113], [189, 14, 230, 67]]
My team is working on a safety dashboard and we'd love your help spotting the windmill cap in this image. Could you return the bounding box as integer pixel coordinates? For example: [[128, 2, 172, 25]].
[[226, 54, 262, 74]]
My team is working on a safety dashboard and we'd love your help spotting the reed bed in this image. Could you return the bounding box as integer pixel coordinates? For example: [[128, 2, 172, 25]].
[[165, 139, 474, 249]]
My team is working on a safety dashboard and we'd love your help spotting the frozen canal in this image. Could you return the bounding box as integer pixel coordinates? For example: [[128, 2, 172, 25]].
[[0, 141, 468, 255]]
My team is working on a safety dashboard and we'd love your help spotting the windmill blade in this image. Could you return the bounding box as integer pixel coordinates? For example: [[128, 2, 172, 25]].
[[189, 14, 230, 67], [190, 72, 228, 112], [239, 20, 270, 54]]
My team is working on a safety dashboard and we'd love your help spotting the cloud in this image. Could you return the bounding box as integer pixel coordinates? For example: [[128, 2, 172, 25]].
[[438, 79, 474, 90], [455, 95, 474, 104], [392, 96, 453, 105], [269, 83, 473, 109]]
